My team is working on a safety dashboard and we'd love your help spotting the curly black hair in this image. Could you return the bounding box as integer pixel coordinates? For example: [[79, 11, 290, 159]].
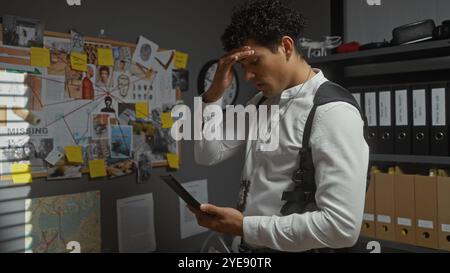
[[221, 0, 306, 53]]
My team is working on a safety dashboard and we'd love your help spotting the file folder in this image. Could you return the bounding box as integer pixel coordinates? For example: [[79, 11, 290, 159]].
[[430, 83, 449, 156], [378, 88, 395, 154], [365, 90, 378, 153], [394, 174, 416, 245], [414, 175, 438, 249], [394, 86, 412, 155], [437, 177, 450, 251], [374, 173, 396, 241], [412, 85, 431, 155], [361, 170, 376, 238]]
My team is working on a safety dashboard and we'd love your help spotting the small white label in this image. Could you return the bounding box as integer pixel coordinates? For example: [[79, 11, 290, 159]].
[[395, 89, 408, 126], [353, 93, 361, 107], [418, 219, 434, 229], [413, 89, 426, 126], [45, 149, 64, 166], [442, 224, 450, 232], [364, 213, 375, 222], [379, 91, 391, 126], [377, 215, 391, 224], [397, 217, 412, 227], [365, 92, 377, 127], [432, 88, 446, 126]]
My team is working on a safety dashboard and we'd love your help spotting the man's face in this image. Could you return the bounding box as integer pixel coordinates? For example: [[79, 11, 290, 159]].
[[238, 39, 292, 98], [87, 67, 94, 78], [100, 70, 109, 83]]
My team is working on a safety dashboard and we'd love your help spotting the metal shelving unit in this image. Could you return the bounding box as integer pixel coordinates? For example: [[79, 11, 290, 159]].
[[312, 38, 450, 253]]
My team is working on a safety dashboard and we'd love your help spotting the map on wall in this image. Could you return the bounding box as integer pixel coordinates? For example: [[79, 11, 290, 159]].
[[26, 191, 101, 253]]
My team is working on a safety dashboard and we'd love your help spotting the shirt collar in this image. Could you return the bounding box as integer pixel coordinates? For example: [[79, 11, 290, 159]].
[[279, 69, 325, 100]]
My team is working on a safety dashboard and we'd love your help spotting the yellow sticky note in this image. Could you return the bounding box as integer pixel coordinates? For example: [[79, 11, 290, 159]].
[[161, 112, 173, 129], [30, 47, 50, 67], [167, 153, 179, 169], [89, 160, 107, 178], [136, 102, 149, 119], [97, 48, 114, 66], [11, 164, 32, 184], [174, 51, 189, 69], [64, 146, 84, 164], [70, 52, 87, 72]]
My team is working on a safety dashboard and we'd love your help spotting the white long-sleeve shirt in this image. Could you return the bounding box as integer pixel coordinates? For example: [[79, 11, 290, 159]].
[[194, 70, 369, 252]]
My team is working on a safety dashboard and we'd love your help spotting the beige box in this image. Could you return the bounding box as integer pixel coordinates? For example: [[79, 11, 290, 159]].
[[437, 177, 450, 251], [394, 174, 416, 245], [414, 176, 438, 249], [374, 173, 396, 241]]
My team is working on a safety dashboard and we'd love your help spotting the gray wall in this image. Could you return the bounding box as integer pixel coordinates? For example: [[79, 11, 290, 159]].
[[345, 0, 450, 44], [0, 0, 330, 253]]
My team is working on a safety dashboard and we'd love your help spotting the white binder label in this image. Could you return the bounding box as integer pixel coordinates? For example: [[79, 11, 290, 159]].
[[397, 217, 412, 227], [365, 92, 377, 127], [379, 91, 391, 126], [395, 89, 408, 126], [353, 93, 361, 108], [442, 224, 450, 232], [363, 213, 374, 222], [413, 89, 426, 126], [418, 219, 434, 229], [377, 215, 391, 224], [432, 88, 446, 126]]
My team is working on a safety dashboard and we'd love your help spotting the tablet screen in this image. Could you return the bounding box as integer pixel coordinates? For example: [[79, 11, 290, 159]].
[[160, 175, 202, 210]]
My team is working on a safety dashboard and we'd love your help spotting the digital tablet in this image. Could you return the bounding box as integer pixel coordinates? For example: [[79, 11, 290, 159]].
[[160, 175, 202, 210]]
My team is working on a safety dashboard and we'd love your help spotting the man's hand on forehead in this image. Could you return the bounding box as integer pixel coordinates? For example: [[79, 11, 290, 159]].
[[224, 46, 255, 64]]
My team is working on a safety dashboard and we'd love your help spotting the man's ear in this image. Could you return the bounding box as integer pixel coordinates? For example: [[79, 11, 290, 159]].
[[280, 36, 295, 61]]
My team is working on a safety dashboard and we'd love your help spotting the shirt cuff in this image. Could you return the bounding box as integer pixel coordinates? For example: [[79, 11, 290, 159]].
[[199, 96, 223, 122], [243, 216, 263, 248]]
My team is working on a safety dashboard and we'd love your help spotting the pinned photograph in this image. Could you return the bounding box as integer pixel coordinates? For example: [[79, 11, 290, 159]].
[[100, 96, 117, 115], [113, 47, 132, 73], [132, 36, 159, 69], [136, 150, 152, 184], [89, 138, 110, 160], [84, 41, 111, 65], [64, 54, 83, 99], [92, 114, 112, 139], [47, 165, 82, 181], [172, 69, 189, 92], [2, 15, 44, 47], [44, 37, 71, 76], [70, 29, 85, 53], [109, 125, 133, 159], [81, 64, 96, 100], [118, 103, 135, 125], [106, 158, 136, 179], [112, 72, 131, 99], [96, 66, 112, 91]]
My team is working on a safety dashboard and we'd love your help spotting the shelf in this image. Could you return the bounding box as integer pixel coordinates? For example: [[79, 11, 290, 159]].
[[308, 38, 450, 66], [370, 154, 450, 165], [354, 236, 449, 253]]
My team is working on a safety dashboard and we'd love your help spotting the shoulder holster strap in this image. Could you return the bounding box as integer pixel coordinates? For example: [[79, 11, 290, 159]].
[[281, 81, 368, 216]]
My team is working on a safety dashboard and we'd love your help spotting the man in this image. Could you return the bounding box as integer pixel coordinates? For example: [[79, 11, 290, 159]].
[[192, 0, 369, 252], [101, 96, 115, 113], [82, 65, 95, 100], [97, 66, 111, 90]]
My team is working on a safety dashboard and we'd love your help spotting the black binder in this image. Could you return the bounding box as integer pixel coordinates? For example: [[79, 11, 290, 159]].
[[377, 88, 395, 154], [394, 85, 412, 155], [412, 85, 431, 155], [430, 82, 449, 156], [364, 89, 378, 153]]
